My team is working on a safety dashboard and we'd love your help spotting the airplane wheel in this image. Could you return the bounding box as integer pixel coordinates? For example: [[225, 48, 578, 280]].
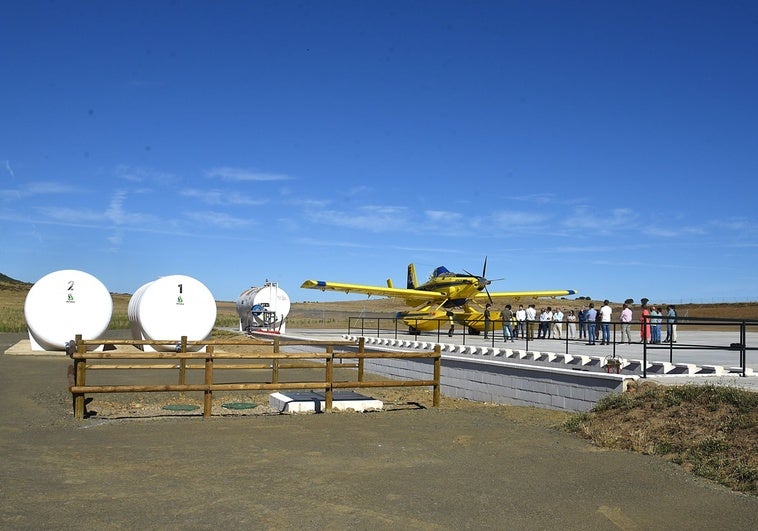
[[468, 327, 480, 335], [409, 327, 420, 335]]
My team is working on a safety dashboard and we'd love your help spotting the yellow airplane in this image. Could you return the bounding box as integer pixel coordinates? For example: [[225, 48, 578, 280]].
[[301, 259, 577, 334]]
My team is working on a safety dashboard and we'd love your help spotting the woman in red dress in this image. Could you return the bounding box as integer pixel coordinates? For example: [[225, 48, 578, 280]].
[[639, 298, 651, 342]]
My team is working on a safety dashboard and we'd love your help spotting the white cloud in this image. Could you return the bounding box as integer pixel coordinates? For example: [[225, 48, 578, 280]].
[[181, 188, 268, 206], [491, 210, 549, 228], [115, 165, 176, 185], [0, 181, 79, 200], [287, 198, 331, 208], [207, 167, 293, 182], [35, 206, 104, 222], [305, 205, 409, 232], [425, 210, 463, 222], [105, 191, 128, 224], [185, 211, 255, 229]]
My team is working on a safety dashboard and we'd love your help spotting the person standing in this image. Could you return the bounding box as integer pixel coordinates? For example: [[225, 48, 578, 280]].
[[537, 308, 546, 339], [552, 307, 564, 339], [511, 310, 518, 340], [516, 304, 526, 339], [599, 300, 612, 345], [578, 306, 587, 340], [585, 303, 597, 345], [650, 306, 662, 343], [566, 309, 577, 339], [526, 304, 537, 340], [446, 310, 455, 338], [640, 299, 651, 343], [543, 306, 553, 339], [483, 304, 492, 339], [501, 304, 514, 342], [665, 305, 677, 343], [595, 303, 603, 342], [619, 303, 633, 344]]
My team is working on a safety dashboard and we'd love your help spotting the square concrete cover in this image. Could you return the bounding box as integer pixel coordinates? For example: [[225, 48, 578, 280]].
[[269, 390, 383, 413]]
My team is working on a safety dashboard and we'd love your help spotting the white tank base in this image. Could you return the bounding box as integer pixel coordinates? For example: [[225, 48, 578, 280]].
[[241, 322, 287, 334], [27, 333, 106, 353]]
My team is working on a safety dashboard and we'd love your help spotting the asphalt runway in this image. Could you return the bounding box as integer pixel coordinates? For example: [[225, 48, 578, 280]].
[[3, 331, 756, 529]]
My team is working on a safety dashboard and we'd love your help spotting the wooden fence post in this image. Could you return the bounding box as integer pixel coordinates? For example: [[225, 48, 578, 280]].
[[433, 344, 441, 407], [325, 346, 334, 412], [203, 345, 213, 418], [179, 336, 188, 396], [74, 334, 86, 419], [272, 337, 280, 384], [358, 337, 365, 382]]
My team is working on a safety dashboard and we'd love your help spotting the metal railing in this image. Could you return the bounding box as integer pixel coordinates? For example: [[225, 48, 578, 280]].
[[348, 316, 757, 377]]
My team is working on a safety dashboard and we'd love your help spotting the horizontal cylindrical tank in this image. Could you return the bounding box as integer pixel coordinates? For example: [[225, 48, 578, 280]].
[[236, 282, 291, 332], [24, 269, 113, 351], [128, 275, 216, 351]]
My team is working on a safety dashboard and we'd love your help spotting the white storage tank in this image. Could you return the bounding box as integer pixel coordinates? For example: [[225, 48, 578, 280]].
[[24, 269, 113, 351], [128, 275, 216, 352], [236, 282, 291, 333]]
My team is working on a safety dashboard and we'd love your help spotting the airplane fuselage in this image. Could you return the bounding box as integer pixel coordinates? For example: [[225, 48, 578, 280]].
[[416, 274, 486, 308]]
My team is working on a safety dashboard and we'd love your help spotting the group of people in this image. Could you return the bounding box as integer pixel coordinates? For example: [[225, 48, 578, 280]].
[[485, 300, 678, 345], [493, 303, 577, 341], [635, 299, 679, 344]]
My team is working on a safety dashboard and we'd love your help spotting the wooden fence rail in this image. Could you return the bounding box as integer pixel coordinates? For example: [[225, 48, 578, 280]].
[[67, 335, 441, 419]]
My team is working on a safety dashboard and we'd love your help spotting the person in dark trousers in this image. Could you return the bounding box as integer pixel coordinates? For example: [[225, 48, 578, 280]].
[[501, 304, 514, 342], [665, 304, 677, 342], [483, 304, 492, 338], [585, 303, 597, 345], [578, 306, 587, 339]]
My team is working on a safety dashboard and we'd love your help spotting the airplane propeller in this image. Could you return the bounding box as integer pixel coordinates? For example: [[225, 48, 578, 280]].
[[464, 257, 497, 304]]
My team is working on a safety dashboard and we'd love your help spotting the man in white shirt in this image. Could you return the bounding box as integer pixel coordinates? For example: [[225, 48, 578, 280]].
[[599, 300, 613, 345], [515, 305, 526, 339], [525, 304, 537, 340]]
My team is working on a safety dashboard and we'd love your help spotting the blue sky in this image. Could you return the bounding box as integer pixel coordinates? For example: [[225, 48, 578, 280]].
[[2, 1, 757, 305]]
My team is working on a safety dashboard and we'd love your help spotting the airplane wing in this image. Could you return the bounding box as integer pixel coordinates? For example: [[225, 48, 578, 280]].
[[476, 289, 577, 300], [300, 280, 445, 301]]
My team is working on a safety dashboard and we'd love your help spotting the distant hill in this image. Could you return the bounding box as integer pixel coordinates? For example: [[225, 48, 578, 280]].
[[0, 273, 32, 291]]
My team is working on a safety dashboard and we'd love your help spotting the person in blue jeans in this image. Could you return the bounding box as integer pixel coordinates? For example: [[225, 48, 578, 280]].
[[578, 306, 587, 339], [501, 304, 514, 342], [600, 300, 612, 345], [585, 303, 597, 345]]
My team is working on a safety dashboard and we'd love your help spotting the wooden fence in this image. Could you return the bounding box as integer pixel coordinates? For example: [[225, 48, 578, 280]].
[[67, 335, 441, 419]]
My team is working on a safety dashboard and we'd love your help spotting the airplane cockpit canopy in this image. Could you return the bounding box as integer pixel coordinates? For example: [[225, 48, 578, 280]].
[[432, 266, 450, 277]]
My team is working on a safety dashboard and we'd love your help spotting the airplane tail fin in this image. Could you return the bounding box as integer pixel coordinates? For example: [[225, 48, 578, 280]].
[[407, 264, 418, 289]]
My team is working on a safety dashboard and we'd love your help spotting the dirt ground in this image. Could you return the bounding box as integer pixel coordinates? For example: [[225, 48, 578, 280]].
[[2, 334, 758, 529]]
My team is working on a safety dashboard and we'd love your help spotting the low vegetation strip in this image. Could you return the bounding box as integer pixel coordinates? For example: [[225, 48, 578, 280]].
[[564, 381, 758, 495]]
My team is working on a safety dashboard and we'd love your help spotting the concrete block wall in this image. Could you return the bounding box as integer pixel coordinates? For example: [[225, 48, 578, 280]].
[[364, 354, 636, 412]]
